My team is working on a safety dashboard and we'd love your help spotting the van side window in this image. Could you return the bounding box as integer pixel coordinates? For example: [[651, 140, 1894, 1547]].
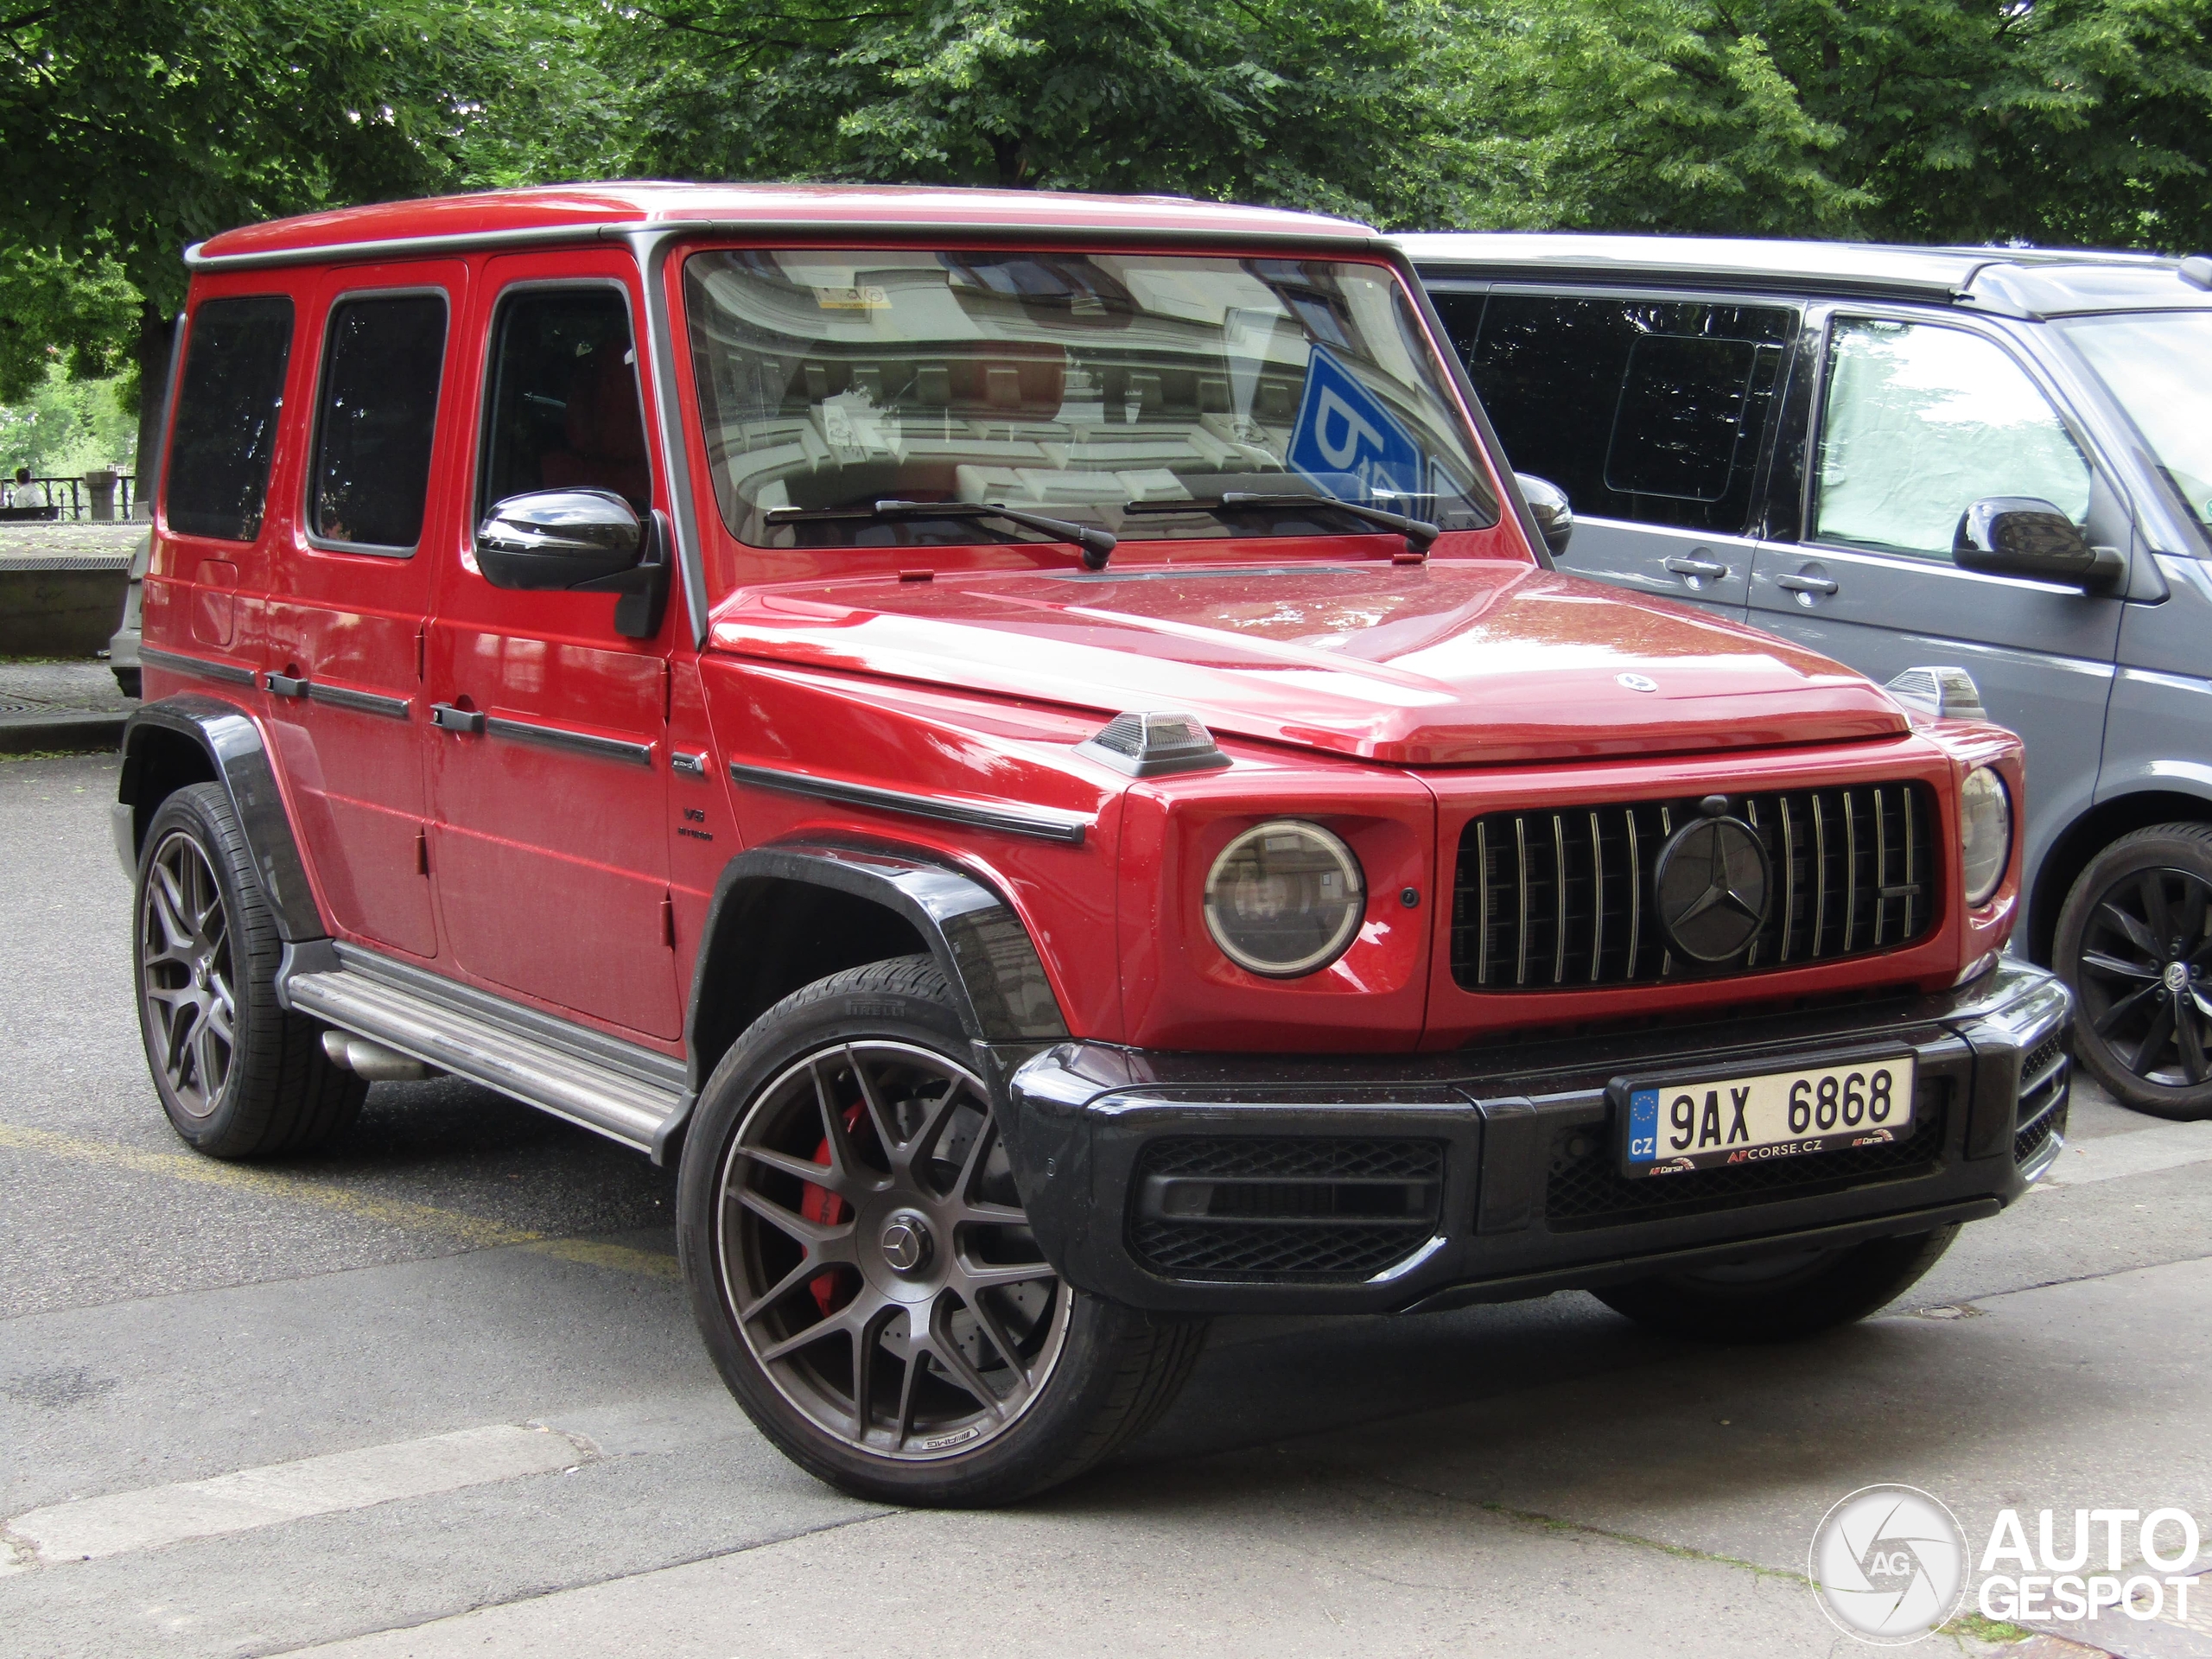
[[166, 296, 295, 542], [310, 294, 448, 550], [1815, 319, 2092, 560], [1450, 294, 1792, 534], [479, 289, 650, 516]]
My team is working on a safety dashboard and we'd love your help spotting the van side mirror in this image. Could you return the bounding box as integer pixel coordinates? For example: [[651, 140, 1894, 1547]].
[[476, 488, 669, 638], [1516, 473, 1574, 556], [1953, 497, 2123, 593]]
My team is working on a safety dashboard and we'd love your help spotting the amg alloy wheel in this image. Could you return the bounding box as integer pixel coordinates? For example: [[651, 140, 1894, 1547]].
[[717, 1038, 1071, 1460], [679, 957, 1205, 1504], [140, 823, 239, 1120], [2057, 824, 2212, 1120], [131, 784, 365, 1156]]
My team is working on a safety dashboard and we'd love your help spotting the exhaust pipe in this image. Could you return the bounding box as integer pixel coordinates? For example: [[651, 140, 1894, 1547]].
[[320, 1029, 436, 1084]]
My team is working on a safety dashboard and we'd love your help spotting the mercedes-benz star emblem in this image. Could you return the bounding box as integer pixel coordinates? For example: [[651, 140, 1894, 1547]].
[[1655, 816, 1771, 962], [879, 1213, 932, 1274]]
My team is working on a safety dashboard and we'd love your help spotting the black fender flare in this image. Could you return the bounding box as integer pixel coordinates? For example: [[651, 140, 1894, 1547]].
[[117, 695, 328, 944], [684, 840, 1068, 1074], [671, 841, 1072, 1164]]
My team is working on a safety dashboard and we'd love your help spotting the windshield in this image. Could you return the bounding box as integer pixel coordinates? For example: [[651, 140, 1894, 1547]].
[[680, 250, 1496, 572], [2060, 311, 2212, 528]]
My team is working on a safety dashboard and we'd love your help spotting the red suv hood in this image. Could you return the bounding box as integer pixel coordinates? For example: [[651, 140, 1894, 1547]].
[[708, 558, 1908, 765]]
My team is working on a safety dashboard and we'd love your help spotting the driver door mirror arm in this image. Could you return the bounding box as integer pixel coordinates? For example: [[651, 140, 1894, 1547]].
[[573, 511, 672, 639]]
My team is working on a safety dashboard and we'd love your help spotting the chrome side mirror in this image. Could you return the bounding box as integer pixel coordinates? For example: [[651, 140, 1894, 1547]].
[[1953, 497, 2122, 592], [477, 489, 644, 589], [1516, 474, 1573, 556], [475, 488, 669, 639]]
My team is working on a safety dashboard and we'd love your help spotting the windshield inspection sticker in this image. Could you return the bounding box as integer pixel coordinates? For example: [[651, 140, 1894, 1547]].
[[1287, 346, 1425, 506]]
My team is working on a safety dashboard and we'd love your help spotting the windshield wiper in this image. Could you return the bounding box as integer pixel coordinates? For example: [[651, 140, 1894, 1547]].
[[766, 499, 1116, 569], [1124, 492, 1440, 554]]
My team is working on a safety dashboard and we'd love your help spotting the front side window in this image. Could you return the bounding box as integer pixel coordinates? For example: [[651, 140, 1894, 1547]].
[[479, 289, 651, 518], [310, 293, 448, 550], [1444, 293, 1792, 534], [1815, 319, 2091, 560], [2060, 310, 2212, 530], [681, 250, 1496, 569], [167, 296, 295, 542]]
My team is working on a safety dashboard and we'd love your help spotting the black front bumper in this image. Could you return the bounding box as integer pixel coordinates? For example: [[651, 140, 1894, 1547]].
[[997, 959, 2072, 1315]]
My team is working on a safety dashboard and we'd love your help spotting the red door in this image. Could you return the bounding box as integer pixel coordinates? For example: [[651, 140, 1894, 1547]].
[[422, 255, 683, 1042], [260, 261, 463, 959]]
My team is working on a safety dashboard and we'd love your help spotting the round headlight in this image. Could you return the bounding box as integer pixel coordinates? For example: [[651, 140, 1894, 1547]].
[[1960, 766, 2012, 906], [1204, 820, 1366, 977]]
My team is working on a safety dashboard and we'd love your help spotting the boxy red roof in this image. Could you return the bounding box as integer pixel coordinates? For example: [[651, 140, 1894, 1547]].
[[190, 181, 1378, 266]]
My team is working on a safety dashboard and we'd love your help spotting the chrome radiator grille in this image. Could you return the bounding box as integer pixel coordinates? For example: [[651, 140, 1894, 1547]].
[[1452, 783, 1938, 991]]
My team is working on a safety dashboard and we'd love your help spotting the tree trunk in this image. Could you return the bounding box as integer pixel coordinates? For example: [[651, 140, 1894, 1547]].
[[130, 300, 176, 521], [991, 133, 1032, 189]]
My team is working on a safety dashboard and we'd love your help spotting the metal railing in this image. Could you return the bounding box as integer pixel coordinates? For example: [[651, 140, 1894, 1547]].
[[0, 474, 137, 522]]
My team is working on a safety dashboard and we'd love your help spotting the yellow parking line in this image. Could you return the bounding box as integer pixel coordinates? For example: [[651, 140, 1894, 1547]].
[[0, 1122, 678, 1279]]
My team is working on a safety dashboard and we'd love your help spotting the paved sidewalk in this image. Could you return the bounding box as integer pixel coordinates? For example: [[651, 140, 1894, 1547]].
[[0, 660, 133, 753]]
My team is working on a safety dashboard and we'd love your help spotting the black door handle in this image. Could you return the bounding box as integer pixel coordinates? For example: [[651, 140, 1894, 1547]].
[[429, 702, 486, 734]]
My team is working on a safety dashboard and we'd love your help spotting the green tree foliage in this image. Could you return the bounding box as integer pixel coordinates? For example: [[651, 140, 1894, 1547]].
[[3, 0, 2209, 481], [1, 0, 524, 486], [2, 0, 512, 314], [0, 362, 138, 478], [0, 246, 140, 404], [1455, 0, 2212, 247], [612, 0, 1480, 224]]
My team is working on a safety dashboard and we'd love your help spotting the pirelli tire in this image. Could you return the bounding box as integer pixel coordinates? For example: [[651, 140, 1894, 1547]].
[[132, 783, 365, 1158], [677, 954, 1207, 1506], [1591, 1226, 1960, 1343]]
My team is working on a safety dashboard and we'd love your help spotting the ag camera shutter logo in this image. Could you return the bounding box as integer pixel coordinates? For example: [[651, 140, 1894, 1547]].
[[1809, 1484, 1968, 1643]]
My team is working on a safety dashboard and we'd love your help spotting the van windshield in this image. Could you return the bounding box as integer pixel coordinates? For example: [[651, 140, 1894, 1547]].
[[679, 249, 1495, 565], [2061, 310, 2212, 529]]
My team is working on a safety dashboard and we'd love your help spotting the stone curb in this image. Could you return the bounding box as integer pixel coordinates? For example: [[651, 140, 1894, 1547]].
[[0, 711, 125, 754]]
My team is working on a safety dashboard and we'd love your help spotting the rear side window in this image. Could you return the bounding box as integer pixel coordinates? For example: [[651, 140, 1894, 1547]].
[[1442, 292, 1794, 534], [166, 296, 295, 542], [479, 289, 650, 517], [310, 293, 448, 550]]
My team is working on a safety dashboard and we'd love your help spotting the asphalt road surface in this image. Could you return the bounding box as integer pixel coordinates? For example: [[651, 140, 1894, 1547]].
[[3, 752, 2209, 1659]]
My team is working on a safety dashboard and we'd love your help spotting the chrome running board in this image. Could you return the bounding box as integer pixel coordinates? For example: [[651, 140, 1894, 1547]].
[[280, 943, 689, 1154]]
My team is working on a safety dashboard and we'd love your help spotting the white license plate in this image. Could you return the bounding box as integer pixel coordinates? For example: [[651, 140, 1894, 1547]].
[[1621, 1055, 1916, 1177]]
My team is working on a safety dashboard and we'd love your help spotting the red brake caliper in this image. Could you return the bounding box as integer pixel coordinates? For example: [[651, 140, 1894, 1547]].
[[800, 1103, 865, 1315]]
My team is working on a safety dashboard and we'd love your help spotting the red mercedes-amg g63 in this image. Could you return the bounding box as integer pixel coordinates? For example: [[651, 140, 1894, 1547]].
[[118, 185, 2069, 1504]]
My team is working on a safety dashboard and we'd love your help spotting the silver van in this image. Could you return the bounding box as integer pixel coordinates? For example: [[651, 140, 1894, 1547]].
[[1404, 234, 2212, 1120]]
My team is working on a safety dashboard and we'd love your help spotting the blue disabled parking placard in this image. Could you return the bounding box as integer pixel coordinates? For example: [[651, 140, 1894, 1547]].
[[1287, 346, 1426, 506]]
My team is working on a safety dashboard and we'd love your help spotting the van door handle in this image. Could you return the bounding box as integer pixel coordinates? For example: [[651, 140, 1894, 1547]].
[[1777, 572, 1840, 595], [1664, 556, 1727, 580], [429, 702, 486, 734]]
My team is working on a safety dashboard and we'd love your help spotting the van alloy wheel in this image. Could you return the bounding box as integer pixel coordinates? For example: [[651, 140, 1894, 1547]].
[[2074, 866, 2212, 1088], [713, 1039, 1071, 1460], [139, 827, 239, 1120], [2056, 824, 2212, 1120]]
